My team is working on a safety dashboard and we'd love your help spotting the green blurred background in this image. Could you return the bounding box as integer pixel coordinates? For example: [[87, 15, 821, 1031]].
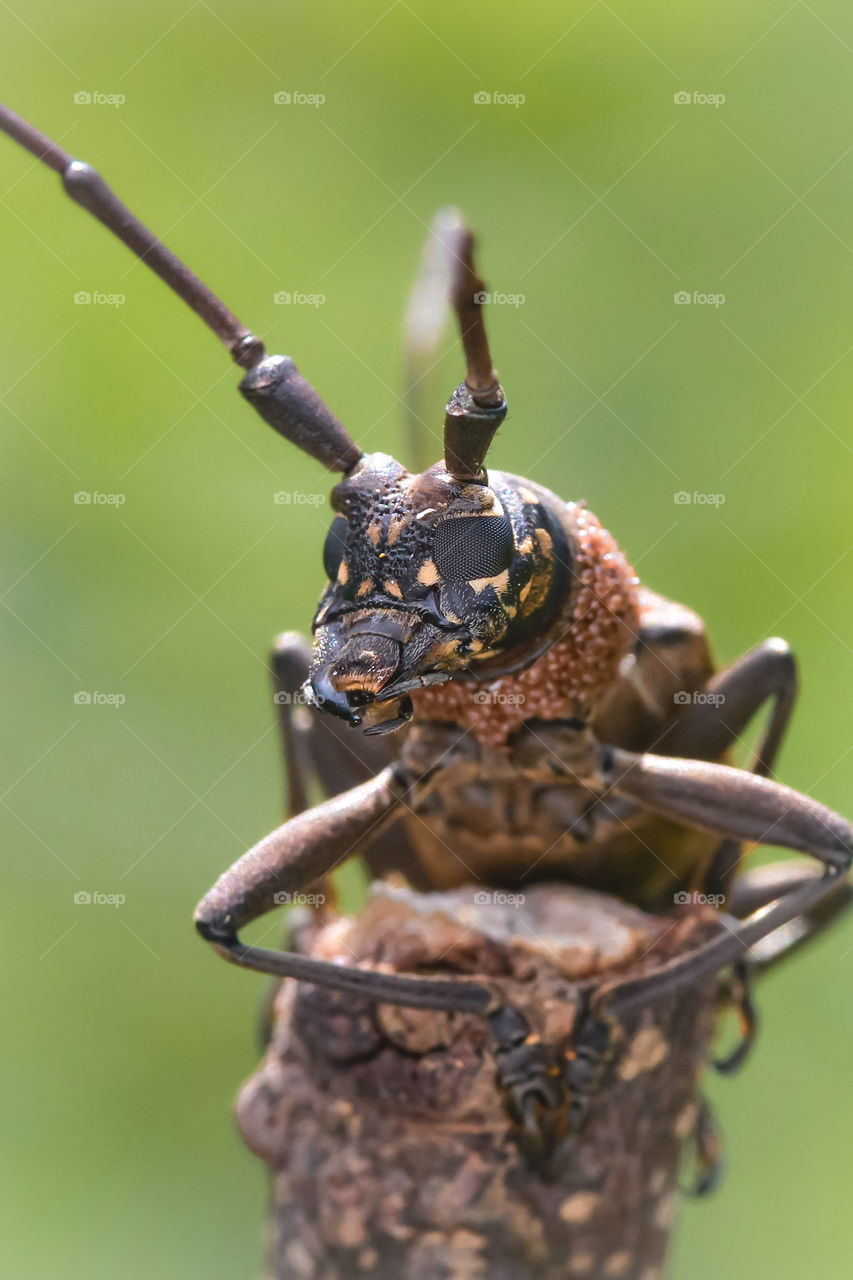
[[2, 2, 852, 1276]]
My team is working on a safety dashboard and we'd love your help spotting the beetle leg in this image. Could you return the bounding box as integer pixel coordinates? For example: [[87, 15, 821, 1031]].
[[711, 861, 852, 1073], [713, 960, 756, 1074], [271, 631, 426, 887], [682, 1095, 725, 1196], [665, 637, 797, 777], [726, 861, 853, 973], [593, 747, 852, 1018], [195, 766, 492, 1015], [488, 1004, 569, 1177], [270, 632, 315, 819], [664, 638, 797, 897]]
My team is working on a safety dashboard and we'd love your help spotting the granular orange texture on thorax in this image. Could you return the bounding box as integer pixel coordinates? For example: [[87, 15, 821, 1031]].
[[411, 505, 640, 748]]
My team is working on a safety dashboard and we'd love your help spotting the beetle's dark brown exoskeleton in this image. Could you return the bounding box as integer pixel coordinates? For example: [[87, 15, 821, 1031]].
[[3, 102, 851, 1179]]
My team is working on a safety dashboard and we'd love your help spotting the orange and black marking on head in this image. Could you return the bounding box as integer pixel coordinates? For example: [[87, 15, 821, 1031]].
[[306, 454, 576, 731], [237, 211, 638, 735]]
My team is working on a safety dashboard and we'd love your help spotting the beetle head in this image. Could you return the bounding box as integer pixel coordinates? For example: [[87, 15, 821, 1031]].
[[306, 452, 572, 734]]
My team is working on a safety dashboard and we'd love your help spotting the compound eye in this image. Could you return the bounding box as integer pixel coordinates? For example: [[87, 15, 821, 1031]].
[[433, 514, 515, 582], [322, 516, 348, 581]]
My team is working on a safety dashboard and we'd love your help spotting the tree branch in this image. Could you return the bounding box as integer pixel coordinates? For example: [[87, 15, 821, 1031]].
[[237, 883, 720, 1280]]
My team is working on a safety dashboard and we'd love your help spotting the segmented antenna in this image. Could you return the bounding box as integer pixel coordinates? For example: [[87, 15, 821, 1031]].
[[0, 102, 362, 473], [443, 224, 507, 483], [402, 207, 467, 473]]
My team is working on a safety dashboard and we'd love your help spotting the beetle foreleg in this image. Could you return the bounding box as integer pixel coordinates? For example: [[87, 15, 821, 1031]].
[[194, 766, 492, 1014], [664, 637, 798, 897], [592, 748, 852, 1018]]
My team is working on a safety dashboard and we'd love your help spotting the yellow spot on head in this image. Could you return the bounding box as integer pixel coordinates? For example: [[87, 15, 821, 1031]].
[[535, 527, 553, 556], [469, 568, 511, 595], [387, 515, 405, 546], [519, 486, 538, 505], [417, 559, 440, 586], [337, 561, 349, 585], [518, 535, 534, 555]]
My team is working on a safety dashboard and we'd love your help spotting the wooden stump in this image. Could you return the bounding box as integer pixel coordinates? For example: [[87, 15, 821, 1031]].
[[237, 882, 720, 1280]]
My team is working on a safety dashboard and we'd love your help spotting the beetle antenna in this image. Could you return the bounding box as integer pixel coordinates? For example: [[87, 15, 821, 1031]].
[[402, 207, 466, 473], [0, 102, 362, 473], [444, 223, 507, 483]]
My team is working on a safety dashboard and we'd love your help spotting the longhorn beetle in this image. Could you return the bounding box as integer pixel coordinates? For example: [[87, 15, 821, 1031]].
[[3, 102, 852, 1176]]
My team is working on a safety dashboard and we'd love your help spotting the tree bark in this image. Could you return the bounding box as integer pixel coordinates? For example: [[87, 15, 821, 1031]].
[[237, 882, 720, 1280]]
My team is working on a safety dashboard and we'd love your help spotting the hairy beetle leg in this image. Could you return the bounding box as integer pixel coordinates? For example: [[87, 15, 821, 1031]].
[[683, 1095, 725, 1197], [195, 766, 492, 1016], [714, 960, 756, 1075], [488, 1005, 569, 1177]]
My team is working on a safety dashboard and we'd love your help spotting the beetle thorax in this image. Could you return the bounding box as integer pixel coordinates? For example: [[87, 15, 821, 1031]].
[[409, 504, 640, 747]]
